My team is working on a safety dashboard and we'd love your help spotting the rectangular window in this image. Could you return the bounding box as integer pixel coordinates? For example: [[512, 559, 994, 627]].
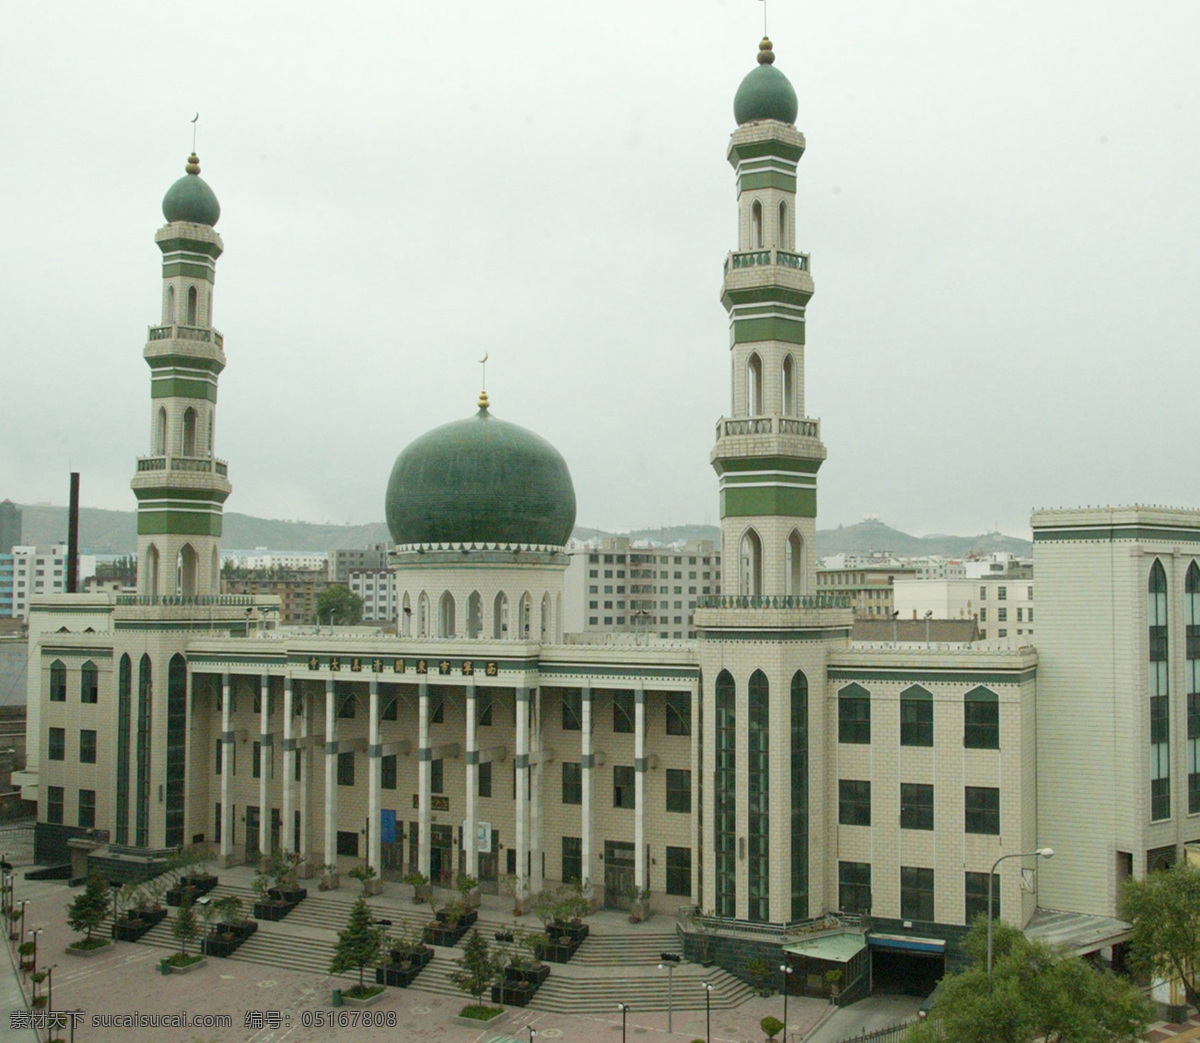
[[613, 691, 634, 733], [965, 786, 1000, 835], [964, 871, 1000, 925], [980, 586, 987, 600], [666, 845, 692, 896], [900, 690, 933, 746], [478, 760, 492, 798], [838, 779, 871, 826], [562, 836, 582, 884], [1017, 608, 1024, 622], [900, 866, 934, 922], [562, 761, 582, 805], [80, 729, 97, 764], [294, 749, 301, 782], [336, 830, 359, 856], [838, 687, 871, 744], [998, 607, 1008, 622], [337, 750, 355, 786], [50, 663, 66, 702], [78, 788, 96, 829], [214, 802, 222, 844], [980, 608, 987, 622], [838, 860, 871, 913], [666, 768, 691, 813], [964, 692, 1000, 749], [382, 753, 397, 790], [998, 587, 1007, 600], [431, 758, 444, 794], [900, 783, 934, 830], [666, 692, 691, 735], [252, 741, 261, 779], [48, 727, 65, 761], [613, 765, 635, 809], [562, 690, 582, 731], [81, 668, 99, 704], [47, 785, 64, 824]]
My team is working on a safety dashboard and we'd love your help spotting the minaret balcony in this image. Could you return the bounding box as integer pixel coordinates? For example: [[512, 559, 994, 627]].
[[717, 415, 819, 439], [724, 248, 810, 274], [148, 324, 225, 349], [135, 455, 229, 477]]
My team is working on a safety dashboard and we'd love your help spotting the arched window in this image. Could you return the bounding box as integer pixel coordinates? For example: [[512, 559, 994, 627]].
[[1187, 562, 1199, 814], [540, 592, 552, 642], [438, 591, 456, 638], [81, 660, 98, 704], [779, 200, 789, 250], [739, 528, 763, 597], [166, 285, 175, 324], [116, 654, 131, 844], [964, 686, 998, 749], [155, 407, 167, 455], [49, 660, 66, 702], [790, 670, 809, 920], [1149, 559, 1170, 821], [751, 200, 763, 248], [900, 684, 933, 746], [714, 670, 736, 918], [143, 543, 160, 596], [210, 545, 220, 592], [493, 591, 508, 639], [747, 353, 763, 415], [519, 592, 532, 638], [207, 413, 214, 456], [182, 407, 197, 456], [186, 286, 198, 325], [178, 544, 198, 596], [782, 354, 795, 415], [401, 592, 412, 637], [747, 669, 770, 922], [556, 592, 564, 643], [417, 591, 430, 638], [467, 591, 483, 638], [838, 683, 870, 744], [786, 529, 806, 596]]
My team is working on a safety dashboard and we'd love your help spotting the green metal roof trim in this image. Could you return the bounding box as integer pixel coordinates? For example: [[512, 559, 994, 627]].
[[386, 404, 576, 548]]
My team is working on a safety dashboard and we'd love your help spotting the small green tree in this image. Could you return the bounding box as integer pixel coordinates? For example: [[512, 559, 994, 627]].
[[1118, 859, 1200, 1010], [67, 873, 110, 943], [450, 929, 499, 1006], [316, 585, 363, 626], [173, 898, 199, 957], [761, 1015, 784, 1041], [330, 896, 385, 993]]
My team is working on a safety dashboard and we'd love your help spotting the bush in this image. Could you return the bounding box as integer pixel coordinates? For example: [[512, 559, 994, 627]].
[[460, 1004, 504, 1021], [761, 1015, 784, 1040]]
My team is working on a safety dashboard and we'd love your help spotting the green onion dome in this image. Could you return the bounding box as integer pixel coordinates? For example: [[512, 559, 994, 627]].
[[385, 393, 577, 548], [733, 38, 798, 126], [162, 153, 221, 226]]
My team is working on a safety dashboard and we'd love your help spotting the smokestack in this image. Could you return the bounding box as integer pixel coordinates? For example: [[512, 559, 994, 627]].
[[67, 472, 80, 594]]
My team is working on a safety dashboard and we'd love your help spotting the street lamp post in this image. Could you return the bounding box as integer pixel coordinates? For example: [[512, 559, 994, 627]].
[[29, 927, 43, 975], [617, 1002, 629, 1043], [525, 1027, 537, 1043], [987, 847, 1054, 982], [702, 981, 714, 1043], [18, 899, 29, 949], [780, 963, 794, 1041], [659, 952, 681, 1032], [46, 964, 56, 1012]]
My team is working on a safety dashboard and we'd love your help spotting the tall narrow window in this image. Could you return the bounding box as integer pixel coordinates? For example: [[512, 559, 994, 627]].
[[838, 684, 871, 744], [714, 670, 736, 918], [900, 685, 933, 746], [49, 660, 66, 702], [182, 407, 197, 456], [438, 590, 455, 638], [964, 687, 999, 749], [781, 353, 795, 415], [901, 867, 934, 922], [778, 200, 789, 250], [178, 543, 198, 597], [751, 200, 763, 248], [144, 543, 159, 597], [519, 592, 532, 638], [467, 591, 482, 638], [186, 286, 198, 325], [747, 352, 763, 415], [165, 655, 187, 847], [791, 670, 809, 920], [135, 654, 152, 847], [739, 528, 763, 597], [417, 592, 429, 638], [155, 407, 167, 455], [166, 285, 175, 324], [81, 661, 98, 704], [540, 592, 552, 642], [1150, 559, 1170, 821], [1186, 561, 1199, 814], [747, 670, 770, 922], [493, 591, 508, 638], [116, 654, 131, 844], [838, 861, 871, 914], [786, 529, 805, 596]]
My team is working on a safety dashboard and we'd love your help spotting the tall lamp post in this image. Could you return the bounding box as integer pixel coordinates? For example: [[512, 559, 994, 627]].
[[617, 1002, 629, 1043], [780, 962, 794, 1041], [659, 952, 681, 1032], [701, 981, 714, 1043], [28, 927, 43, 975], [18, 899, 29, 949], [987, 847, 1054, 982]]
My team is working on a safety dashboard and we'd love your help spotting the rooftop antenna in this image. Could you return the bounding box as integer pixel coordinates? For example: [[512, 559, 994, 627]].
[[191, 112, 200, 153], [478, 352, 490, 409]]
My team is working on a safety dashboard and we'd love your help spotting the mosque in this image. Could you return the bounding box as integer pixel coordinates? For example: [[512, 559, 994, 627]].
[[17, 37, 1200, 996]]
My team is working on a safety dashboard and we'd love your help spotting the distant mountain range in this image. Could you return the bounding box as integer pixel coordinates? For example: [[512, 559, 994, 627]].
[[11, 504, 1031, 560]]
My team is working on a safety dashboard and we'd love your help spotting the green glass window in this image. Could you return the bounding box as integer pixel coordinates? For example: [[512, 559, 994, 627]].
[[613, 690, 634, 733], [838, 860, 871, 914], [78, 789, 96, 829], [79, 729, 97, 764], [838, 779, 871, 826], [900, 783, 934, 830], [714, 670, 736, 918], [382, 754, 397, 790], [666, 768, 691, 813], [964, 871, 999, 925], [965, 786, 1000, 835], [81, 661, 98, 704], [613, 765, 634, 809], [1186, 562, 1199, 814], [791, 670, 809, 921], [165, 655, 187, 847], [838, 684, 870, 744], [747, 670, 769, 922], [47, 786, 64, 825], [666, 691, 691, 735], [48, 727, 65, 761], [900, 685, 933, 746], [337, 751, 355, 786], [561, 836, 582, 884], [562, 690, 582, 731], [477, 760, 491, 798], [115, 654, 131, 844], [562, 761, 582, 805], [1150, 560, 1170, 821], [900, 866, 934, 922], [666, 846, 692, 897], [964, 687, 999, 749], [49, 660, 66, 702]]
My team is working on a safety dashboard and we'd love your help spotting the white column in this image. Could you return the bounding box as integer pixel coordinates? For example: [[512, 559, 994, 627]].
[[298, 685, 309, 862], [368, 676, 381, 877], [220, 672, 232, 864], [515, 686, 529, 906], [634, 683, 646, 892], [324, 678, 337, 870], [465, 682, 478, 879], [258, 673, 270, 857], [418, 679, 431, 881], [580, 687, 593, 889], [530, 688, 543, 895], [282, 675, 294, 855]]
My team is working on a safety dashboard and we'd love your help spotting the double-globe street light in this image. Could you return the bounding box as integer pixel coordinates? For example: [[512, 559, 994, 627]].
[[658, 952, 681, 1032], [987, 847, 1055, 982], [780, 962, 794, 1040]]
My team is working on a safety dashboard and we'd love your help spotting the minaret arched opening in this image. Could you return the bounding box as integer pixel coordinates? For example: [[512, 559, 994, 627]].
[[438, 591, 456, 637], [751, 200, 764, 248], [417, 591, 430, 637], [782, 354, 795, 415], [467, 591, 483, 638], [740, 528, 763, 596], [786, 529, 806, 595], [519, 592, 532, 639], [747, 353, 763, 416], [155, 407, 167, 455], [493, 591, 508, 638], [178, 543, 198, 596], [182, 407, 197, 457], [186, 286, 198, 325], [401, 592, 412, 636], [779, 200, 789, 250], [166, 285, 175, 324], [143, 543, 160, 596]]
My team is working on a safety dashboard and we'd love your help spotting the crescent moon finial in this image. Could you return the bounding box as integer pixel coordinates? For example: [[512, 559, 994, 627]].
[[478, 352, 490, 409]]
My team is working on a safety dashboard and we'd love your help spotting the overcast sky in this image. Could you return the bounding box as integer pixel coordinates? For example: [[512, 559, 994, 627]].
[[4, 1, 1198, 539]]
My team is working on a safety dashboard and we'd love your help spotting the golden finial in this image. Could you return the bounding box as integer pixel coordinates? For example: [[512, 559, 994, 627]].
[[478, 389, 490, 410], [758, 37, 775, 65], [186, 153, 201, 175], [478, 351, 490, 409]]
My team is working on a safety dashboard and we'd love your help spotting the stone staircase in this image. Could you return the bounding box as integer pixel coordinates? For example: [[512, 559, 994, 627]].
[[101, 885, 755, 1013]]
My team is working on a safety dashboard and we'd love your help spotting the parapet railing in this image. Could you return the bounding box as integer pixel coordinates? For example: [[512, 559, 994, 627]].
[[147, 324, 225, 349], [724, 248, 811, 273], [696, 594, 852, 610], [716, 415, 820, 439]]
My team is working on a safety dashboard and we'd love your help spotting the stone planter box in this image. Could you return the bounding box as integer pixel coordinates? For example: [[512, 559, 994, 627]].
[[112, 908, 168, 942], [66, 938, 113, 957], [376, 962, 423, 988], [505, 964, 550, 987], [167, 955, 207, 974], [340, 987, 384, 1007], [253, 900, 296, 922], [388, 947, 432, 969], [435, 908, 478, 928], [424, 921, 472, 947], [276, 887, 307, 904], [167, 875, 219, 906], [201, 921, 257, 958], [453, 1007, 506, 1028], [544, 941, 578, 964], [491, 983, 536, 1007]]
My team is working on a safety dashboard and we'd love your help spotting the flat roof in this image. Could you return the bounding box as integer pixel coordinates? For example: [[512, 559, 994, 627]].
[[1024, 908, 1131, 954], [783, 931, 867, 963]]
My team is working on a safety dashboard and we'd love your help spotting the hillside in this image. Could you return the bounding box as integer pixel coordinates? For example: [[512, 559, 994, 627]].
[[11, 504, 1031, 560]]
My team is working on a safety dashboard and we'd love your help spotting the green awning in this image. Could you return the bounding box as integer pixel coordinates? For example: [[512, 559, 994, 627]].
[[783, 932, 867, 964]]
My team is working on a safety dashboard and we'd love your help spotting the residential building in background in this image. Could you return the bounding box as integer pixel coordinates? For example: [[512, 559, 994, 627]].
[[0, 500, 21, 554], [222, 548, 330, 573], [331, 544, 391, 583], [1, 545, 96, 620], [348, 567, 397, 624], [814, 560, 918, 618], [222, 570, 331, 625]]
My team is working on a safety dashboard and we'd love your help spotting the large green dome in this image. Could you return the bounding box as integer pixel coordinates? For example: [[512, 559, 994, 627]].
[[386, 398, 577, 548], [734, 38, 798, 126], [162, 153, 221, 226]]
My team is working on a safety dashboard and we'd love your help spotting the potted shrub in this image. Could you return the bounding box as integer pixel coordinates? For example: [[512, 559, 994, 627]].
[[348, 863, 381, 895], [330, 896, 385, 1005], [456, 871, 481, 911], [6, 907, 20, 942], [66, 872, 114, 955], [425, 895, 475, 947], [113, 883, 167, 942], [402, 869, 430, 904], [318, 862, 340, 892], [450, 929, 505, 1026], [167, 898, 206, 973], [202, 895, 257, 958], [29, 969, 48, 1008], [18, 941, 35, 972]]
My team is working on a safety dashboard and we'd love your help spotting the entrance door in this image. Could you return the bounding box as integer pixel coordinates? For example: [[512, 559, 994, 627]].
[[604, 840, 634, 909], [381, 810, 404, 881], [245, 806, 260, 861], [430, 824, 453, 886]]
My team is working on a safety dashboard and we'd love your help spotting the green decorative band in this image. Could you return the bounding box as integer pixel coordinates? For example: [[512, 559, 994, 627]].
[[827, 667, 1037, 685], [1033, 525, 1200, 544], [281, 738, 297, 752], [368, 744, 382, 758], [724, 285, 811, 309], [732, 315, 804, 345], [260, 734, 273, 746], [729, 139, 804, 164], [720, 471, 816, 489], [136, 510, 224, 537], [418, 747, 431, 761], [538, 664, 699, 681], [466, 750, 480, 765], [161, 262, 214, 283], [134, 487, 229, 503], [721, 485, 816, 518], [160, 248, 217, 270], [739, 170, 797, 194], [581, 754, 596, 768], [635, 757, 648, 772], [325, 741, 338, 755], [151, 377, 218, 402], [146, 354, 225, 375], [158, 238, 223, 260], [38, 647, 113, 659], [716, 456, 822, 475]]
